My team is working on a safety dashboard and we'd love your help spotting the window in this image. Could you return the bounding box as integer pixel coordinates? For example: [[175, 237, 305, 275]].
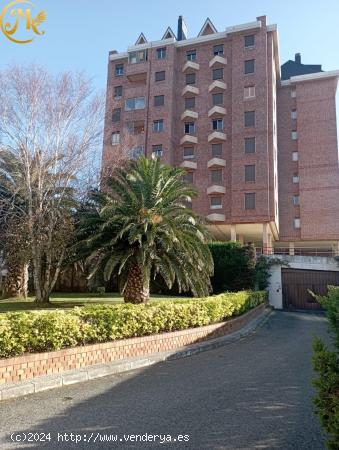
[[212, 143, 222, 157], [245, 165, 256, 182], [114, 86, 122, 99], [212, 118, 223, 131], [244, 137, 256, 153], [291, 109, 297, 119], [244, 59, 255, 74], [183, 147, 194, 159], [244, 35, 255, 48], [125, 97, 145, 111], [291, 89, 296, 98], [111, 131, 120, 145], [212, 93, 223, 105], [292, 174, 299, 183], [211, 169, 222, 183], [186, 50, 196, 61], [293, 195, 300, 205], [126, 121, 144, 135], [291, 131, 298, 140], [112, 108, 121, 123], [152, 144, 163, 157], [244, 111, 255, 127], [294, 218, 301, 229], [184, 122, 196, 134], [156, 47, 166, 59], [128, 146, 144, 159], [245, 193, 255, 210], [186, 73, 196, 85], [154, 95, 164, 106], [244, 86, 255, 99], [213, 68, 224, 80], [210, 196, 222, 209], [155, 71, 165, 82], [153, 119, 164, 132], [292, 151, 299, 161], [184, 171, 193, 184], [185, 97, 195, 109], [213, 44, 224, 56], [115, 64, 124, 76], [128, 50, 147, 64]]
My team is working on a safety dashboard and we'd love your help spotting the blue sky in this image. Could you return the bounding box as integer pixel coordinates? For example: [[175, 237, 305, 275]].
[[0, 0, 338, 92]]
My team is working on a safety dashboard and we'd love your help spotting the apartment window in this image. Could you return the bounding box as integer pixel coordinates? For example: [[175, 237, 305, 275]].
[[111, 131, 120, 145], [128, 50, 147, 64], [213, 44, 224, 56], [212, 143, 222, 157], [125, 97, 145, 111], [293, 195, 300, 205], [244, 59, 255, 74], [156, 47, 166, 59], [114, 86, 122, 99], [128, 146, 144, 159], [112, 108, 121, 123], [294, 218, 301, 229], [292, 151, 299, 161], [245, 193, 256, 210], [244, 35, 255, 48], [183, 147, 194, 159], [244, 111, 255, 127], [292, 174, 299, 183], [291, 89, 296, 98], [153, 119, 164, 132], [186, 73, 196, 85], [185, 97, 195, 109], [186, 50, 197, 61], [212, 93, 223, 105], [155, 71, 165, 82], [126, 120, 145, 135], [210, 196, 222, 209], [184, 171, 194, 184], [115, 64, 124, 76], [154, 95, 164, 106], [211, 169, 222, 183], [244, 86, 255, 99], [245, 165, 256, 182], [184, 122, 196, 134], [152, 144, 163, 157], [291, 109, 297, 119], [244, 137, 256, 153], [213, 68, 224, 80], [212, 118, 223, 131], [291, 131, 298, 140]]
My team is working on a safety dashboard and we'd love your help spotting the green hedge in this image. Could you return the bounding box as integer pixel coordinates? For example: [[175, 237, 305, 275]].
[[313, 286, 339, 449], [0, 291, 267, 358]]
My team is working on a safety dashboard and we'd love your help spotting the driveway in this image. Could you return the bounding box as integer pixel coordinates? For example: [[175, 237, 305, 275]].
[[0, 311, 328, 449]]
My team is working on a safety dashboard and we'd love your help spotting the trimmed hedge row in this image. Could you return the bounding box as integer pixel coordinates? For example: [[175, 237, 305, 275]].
[[0, 291, 267, 358]]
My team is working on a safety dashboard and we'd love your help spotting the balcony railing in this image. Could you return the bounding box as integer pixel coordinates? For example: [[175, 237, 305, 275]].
[[255, 247, 337, 258]]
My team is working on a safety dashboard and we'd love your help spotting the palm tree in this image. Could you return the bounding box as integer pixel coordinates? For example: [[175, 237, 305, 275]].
[[77, 157, 214, 303]]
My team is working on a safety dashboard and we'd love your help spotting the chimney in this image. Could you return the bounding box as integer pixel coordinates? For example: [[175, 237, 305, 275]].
[[295, 53, 301, 64], [177, 16, 188, 41]]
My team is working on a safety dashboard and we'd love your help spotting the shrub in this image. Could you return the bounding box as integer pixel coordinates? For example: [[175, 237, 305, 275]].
[[313, 286, 339, 449], [0, 290, 267, 358]]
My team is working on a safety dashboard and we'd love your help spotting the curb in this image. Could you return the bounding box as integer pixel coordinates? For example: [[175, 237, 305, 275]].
[[0, 307, 273, 401]]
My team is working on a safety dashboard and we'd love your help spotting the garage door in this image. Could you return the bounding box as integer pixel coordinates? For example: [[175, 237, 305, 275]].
[[281, 268, 339, 310]]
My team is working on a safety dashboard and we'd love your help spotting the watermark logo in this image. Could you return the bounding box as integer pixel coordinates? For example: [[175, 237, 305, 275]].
[[0, 0, 46, 44]]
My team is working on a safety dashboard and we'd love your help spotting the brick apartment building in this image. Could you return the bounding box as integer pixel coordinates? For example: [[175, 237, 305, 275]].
[[102, 15, 339, 255]]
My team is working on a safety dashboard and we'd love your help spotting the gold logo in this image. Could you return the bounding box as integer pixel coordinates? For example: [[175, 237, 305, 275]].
[[0, 0, 46, 44]]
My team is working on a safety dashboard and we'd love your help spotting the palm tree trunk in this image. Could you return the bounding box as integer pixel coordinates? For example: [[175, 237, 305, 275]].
[[123, 263, 149, 304], [3, 262, 28, 299]]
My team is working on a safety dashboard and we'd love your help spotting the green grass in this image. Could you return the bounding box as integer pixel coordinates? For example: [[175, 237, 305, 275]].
[[0, 292, 192, 313]]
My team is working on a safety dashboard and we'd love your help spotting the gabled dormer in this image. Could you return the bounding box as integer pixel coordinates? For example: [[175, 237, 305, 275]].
[[135, 33, 147, 45], [162, 26, 176, 40], [198, 18, 217, 36]]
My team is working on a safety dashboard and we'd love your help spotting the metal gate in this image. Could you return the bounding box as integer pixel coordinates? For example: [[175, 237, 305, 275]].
[[281, 268, 339, 310]]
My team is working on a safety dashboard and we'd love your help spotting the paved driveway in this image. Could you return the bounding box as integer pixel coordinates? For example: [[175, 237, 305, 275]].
[[0, 311, 328, 449]]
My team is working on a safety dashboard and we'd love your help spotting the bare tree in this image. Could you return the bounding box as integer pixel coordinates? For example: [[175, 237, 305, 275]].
[[0, 65, 104, 303]]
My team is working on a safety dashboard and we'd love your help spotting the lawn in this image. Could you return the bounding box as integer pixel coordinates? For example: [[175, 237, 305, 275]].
[[0, 292, 192, 313]]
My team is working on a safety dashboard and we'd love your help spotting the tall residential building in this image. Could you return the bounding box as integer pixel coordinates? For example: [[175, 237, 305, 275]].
[[102, 15, 339, 254]]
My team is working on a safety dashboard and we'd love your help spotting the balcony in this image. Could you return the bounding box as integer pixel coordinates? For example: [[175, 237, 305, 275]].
[[182, 61, 200, 73], [206, 213, 225, 222], [181, 110, 198, 121], [207, 158, 226, 168], [182, 85, 199, 97], [180, 161, 197, 170], [208, 80, 227, 93], [209, 55, 227, 68], [208, 131, 227, 143], [207, 185, 226, 195], [180, 134, 198, 145], [126, 63, 148, 83], [208, 106, 226, 118]]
